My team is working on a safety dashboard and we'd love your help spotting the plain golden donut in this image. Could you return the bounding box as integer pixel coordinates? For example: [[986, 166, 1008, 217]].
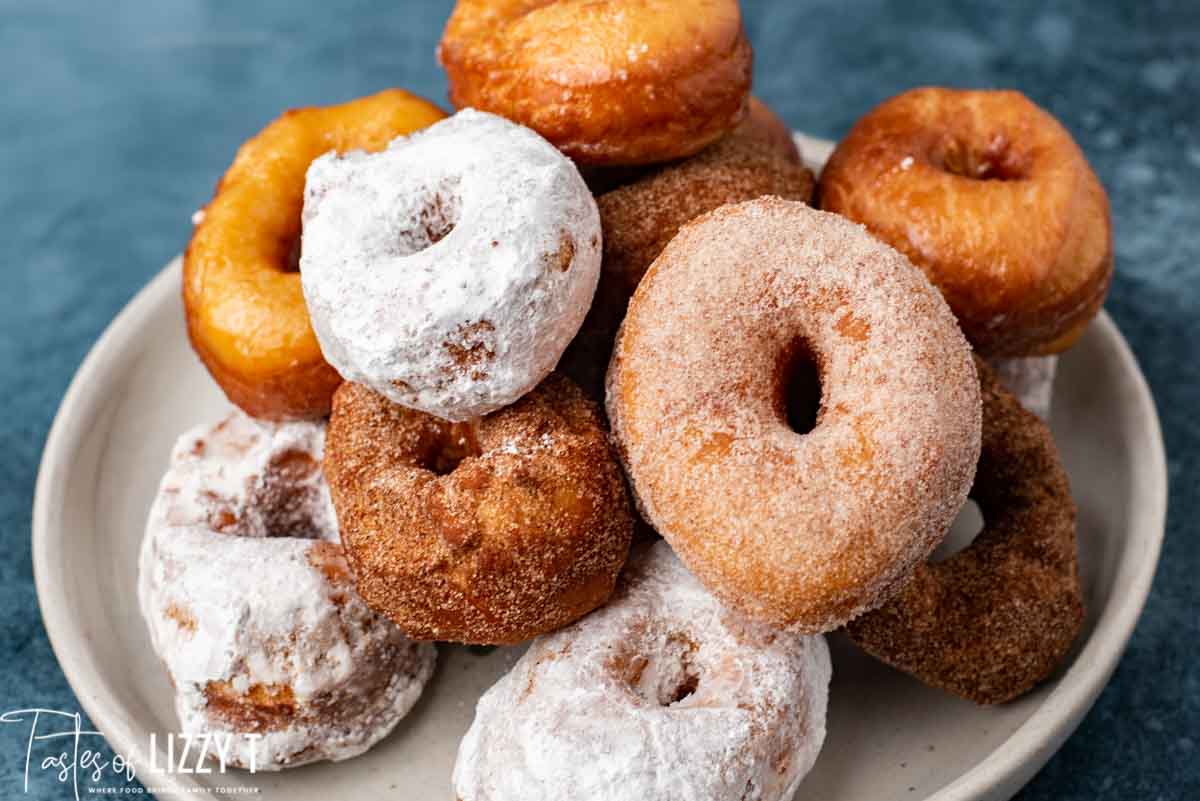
[[819, 87, 1112, 357]]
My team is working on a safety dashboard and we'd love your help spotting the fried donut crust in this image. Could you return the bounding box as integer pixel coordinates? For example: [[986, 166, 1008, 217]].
[[324, 374, 634, 645], [846, 359, 1083, 704], [560, 98, 815, 399], [438, 0, 752, 166], [818, 87, 1112, 357], [184, 89, 447, 420]]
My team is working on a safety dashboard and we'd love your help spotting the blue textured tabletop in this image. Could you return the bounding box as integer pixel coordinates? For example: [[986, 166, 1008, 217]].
[[2, 1, 1196, 799]]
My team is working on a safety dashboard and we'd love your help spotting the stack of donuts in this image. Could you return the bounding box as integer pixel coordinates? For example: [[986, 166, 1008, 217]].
[[138, 0, 1111, 795]]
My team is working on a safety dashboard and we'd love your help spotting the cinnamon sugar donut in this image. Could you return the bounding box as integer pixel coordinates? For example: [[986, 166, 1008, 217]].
[[184, 89, 446, 420], [607, 198, 981, 634], [561, 98, 816, 398], [453, 540, 831, 801], [819, 87, 1113, 357], [301, 109, 602, 422], [138, 412, 435, 769], [846, 359, 1083, 704], [438, 0, 752, 166], [324, 374, 633, 645]]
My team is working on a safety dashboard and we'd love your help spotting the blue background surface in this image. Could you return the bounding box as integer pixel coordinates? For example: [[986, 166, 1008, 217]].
[[2, 1, 1196, 798]]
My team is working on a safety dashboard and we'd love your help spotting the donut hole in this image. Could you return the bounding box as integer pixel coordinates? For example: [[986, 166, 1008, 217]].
[[283, 234, 302, 273], [613, 631, 702, 707], [935, 136, 1030, 181], [931, 499, 985, 562], [778, 339, 823, 435], [397, 181, 461, 256], [417, 422, 482, 477]]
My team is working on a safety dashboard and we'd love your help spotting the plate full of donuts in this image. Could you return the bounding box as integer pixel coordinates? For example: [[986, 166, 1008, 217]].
[[32, 2, 1166, 800]]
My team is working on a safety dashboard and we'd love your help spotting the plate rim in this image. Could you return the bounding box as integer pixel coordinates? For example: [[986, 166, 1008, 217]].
[[33, 141, 1168, 801]]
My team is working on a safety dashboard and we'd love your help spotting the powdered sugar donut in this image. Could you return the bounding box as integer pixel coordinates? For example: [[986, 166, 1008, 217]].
[[301, 109, 602, 421], [138, 411, 436, 770], [453, 541, 831, 801]]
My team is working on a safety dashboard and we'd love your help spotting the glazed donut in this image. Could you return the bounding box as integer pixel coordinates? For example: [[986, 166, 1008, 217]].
[[607, 198, 981, 634], [847, 359, 1083, 704], [438, 0, 752, 166], [138, 411, 435, 769], [453, 540, 831, 801], [561, 98, 816, 398], [324, 373, 634, 644], [184, 89, 446, 420], [301, 109, 602, 422], [818, 87, 1113, 357]]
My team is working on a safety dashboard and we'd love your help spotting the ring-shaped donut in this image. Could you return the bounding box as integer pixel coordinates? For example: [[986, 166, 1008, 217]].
[[184, 89, 446, 420], [301, 109, 602, 422], [324, 374, 634, 645], [453, 541, 831, 801], [846, 358, 1083, 704], [818, 87, 1112, 357], [607, 198, 981, 634], [138, 412, 436, 768], [438, 0, 752, 166]]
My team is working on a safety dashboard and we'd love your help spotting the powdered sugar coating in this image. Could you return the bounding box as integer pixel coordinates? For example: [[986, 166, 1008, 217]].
[[607, 198, 982, 634], [991, 355, 1058, 420], [453, 541, 831, 801], [301, 109, 602, 421], [137, 411, 436, 769]]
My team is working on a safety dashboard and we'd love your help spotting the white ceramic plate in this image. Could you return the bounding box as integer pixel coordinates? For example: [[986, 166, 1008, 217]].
[[33, 136, 1167, 801]]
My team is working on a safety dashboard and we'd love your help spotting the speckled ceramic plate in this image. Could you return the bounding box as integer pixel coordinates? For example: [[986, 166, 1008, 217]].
[[33, 135, 1166, 801]]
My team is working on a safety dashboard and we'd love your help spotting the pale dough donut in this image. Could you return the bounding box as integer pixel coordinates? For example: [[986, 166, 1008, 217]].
[[607, 198, 982, 633], [138, 411, 435, 770], [301, 109, 602, 421], [453, 540, 831, 801]]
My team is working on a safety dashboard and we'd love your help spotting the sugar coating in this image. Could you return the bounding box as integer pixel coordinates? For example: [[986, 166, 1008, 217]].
[[607, 198, 982, 634], [846, 359, 1083, 704], [301, 109, 602, 421], [137, 411, 436, 770], [990, 355, 1058, 420], [453, 541, 831, 801]]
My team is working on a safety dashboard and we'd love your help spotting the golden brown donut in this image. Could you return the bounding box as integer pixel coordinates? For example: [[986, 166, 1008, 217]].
[[819, 87, 1112, 357], [324, 374, 634, 645], [846, 358, 1083, 704], [560, 98, 816, 398], [607, 198, 981, 634], [437, 0, 752, 166], [185, 90, 446, 420]]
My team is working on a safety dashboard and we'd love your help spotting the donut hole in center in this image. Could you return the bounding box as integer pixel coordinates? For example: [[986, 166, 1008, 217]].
[[778, 338, 823, 435], [396, 180, 461, 256], [614, 631, 702, 707], [419, 421, 482, 477], [935, 136, 1030, 181], [930, 499, 985, 562]]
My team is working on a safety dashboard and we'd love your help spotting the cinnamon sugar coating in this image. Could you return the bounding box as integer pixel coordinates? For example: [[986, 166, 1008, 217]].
[[561, 98, 816, 399], [325, 374, 634, 645], [607, 198, 981, 634], [846, 359, 1083, 704], [819, 87, 1112, 357]]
